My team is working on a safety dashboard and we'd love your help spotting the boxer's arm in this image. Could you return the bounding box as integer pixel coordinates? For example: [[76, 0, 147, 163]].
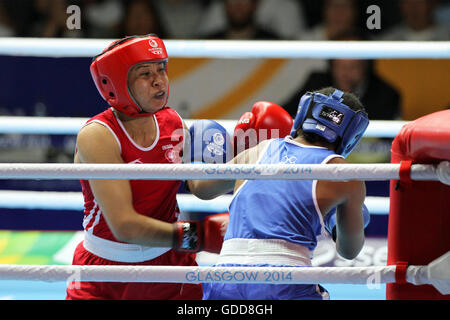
[[318, 157, 365, 260], [334, 181, 366, 260], [187, 179, 235, 200], [186, 139, 269, 199], [76, 123, 173, 247]]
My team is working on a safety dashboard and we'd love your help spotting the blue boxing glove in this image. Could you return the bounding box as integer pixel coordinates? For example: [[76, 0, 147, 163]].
[[324, 208, 338, 241], [324, 204, 370, 242], [189, 119, 232, 164]]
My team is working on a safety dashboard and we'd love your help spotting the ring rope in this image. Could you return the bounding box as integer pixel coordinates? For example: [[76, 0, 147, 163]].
[[0, 191, 390, 214], [0, 265, 396, 284], [0, 116, 408, 138], [2, 250, 448, 294], [0, 264, 435, 290], [0, 163, 442, 182], [0, 38, 449, 59], [0, 264, 403, 285]]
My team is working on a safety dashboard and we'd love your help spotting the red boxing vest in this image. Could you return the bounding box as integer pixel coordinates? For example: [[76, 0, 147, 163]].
[[80, 107, 185, 242]]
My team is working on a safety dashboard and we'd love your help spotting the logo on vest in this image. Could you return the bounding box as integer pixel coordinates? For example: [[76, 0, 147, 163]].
[[162, 144, 181, 163], [282, 155, 297, 164]]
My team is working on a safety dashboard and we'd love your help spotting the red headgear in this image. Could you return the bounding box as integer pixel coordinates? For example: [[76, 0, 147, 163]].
[[90, 34, 169, 117]]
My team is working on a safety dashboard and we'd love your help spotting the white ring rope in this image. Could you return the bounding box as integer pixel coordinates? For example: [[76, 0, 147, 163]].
[[0, 250, 449, 294], [0, 163, 442, 182], [436, 161, 450, 186], [0, 191, 390, 215], [0, 264, 397, 284], [0, 38, 449, 59], [0, 116, 407, 138]]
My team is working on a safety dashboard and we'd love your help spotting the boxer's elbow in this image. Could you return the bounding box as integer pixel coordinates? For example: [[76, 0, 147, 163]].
[[336, 232, 364, 260], [110, 221, 135, 243], [188, 180, 234, 200], [337, 246, 362, 260], [107, 215, 141, 244]]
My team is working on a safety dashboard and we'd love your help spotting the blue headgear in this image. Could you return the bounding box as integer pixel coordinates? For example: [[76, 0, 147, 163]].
[[290, 89, 369, 158]]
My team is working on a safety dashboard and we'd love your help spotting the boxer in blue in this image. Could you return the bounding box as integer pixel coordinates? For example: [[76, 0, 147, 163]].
[[191, 87, 370, 300]]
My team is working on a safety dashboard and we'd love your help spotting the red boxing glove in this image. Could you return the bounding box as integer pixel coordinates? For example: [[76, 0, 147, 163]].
[[173, 213, 229, 254], [233, 101, 293, 155], [202, 213, 229, 254]]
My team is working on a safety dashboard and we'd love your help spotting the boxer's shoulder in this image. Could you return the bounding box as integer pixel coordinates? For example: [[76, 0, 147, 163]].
[[76, 121, 121, 162], [234, 139, 273, 165]]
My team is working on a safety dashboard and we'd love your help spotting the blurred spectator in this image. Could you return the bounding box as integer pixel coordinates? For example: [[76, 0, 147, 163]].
[[83, 0, 124, 38], [283, 34, 402, 120], [30, 0, 84, 37], [199, 0, 303, 39], [299, 0, 362, 40], [119, 0, 166, 38], [203, 0, 280, 39], [152, 0, 207, 39], [435, 0, 450, 28], [378, 0, 449, 40], [251, 0, 306, 39], [297, 0, 323, 29], [0, 2, 15, 36]]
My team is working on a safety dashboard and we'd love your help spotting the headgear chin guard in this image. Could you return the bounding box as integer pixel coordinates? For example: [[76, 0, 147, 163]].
[[290, 89, 369, 158], [90, 34, 169, 117]]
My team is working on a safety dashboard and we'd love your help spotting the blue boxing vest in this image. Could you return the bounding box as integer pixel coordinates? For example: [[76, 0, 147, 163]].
[[226, 137, 341, 252], [203, 138, 341, 300]]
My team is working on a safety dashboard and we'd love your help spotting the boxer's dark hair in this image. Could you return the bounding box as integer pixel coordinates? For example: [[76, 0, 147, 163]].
[[297, 87, 366, 149]]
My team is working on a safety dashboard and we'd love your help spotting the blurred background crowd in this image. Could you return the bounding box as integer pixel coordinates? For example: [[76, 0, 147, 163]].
[[0, 0, 449, 41]]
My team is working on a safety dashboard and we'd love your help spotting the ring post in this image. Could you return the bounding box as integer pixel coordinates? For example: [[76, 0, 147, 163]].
[[387, 110, 450, 299]]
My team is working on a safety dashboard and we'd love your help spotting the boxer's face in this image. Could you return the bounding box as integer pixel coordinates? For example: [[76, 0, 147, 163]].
[[127, 61, 168, 113]]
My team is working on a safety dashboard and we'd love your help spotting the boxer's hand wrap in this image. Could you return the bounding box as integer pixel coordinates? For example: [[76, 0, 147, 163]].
[[173, 221, 202, 253], [324, 204, 370, 242]]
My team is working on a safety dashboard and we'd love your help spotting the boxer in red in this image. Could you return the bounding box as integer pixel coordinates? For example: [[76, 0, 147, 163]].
[[66, 34, 229, 300]]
